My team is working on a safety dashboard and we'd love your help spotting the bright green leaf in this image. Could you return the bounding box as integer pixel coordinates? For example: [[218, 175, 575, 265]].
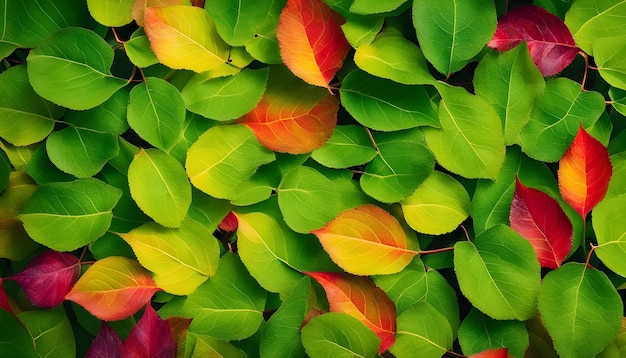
[[242, 0, 285, 64], [350, 0, 407, 14], [206, 0, 278, 46], [0, 171, 39, 261], [458, 308, 529, 358], [607, 151, 626, 198], [565, 0, 626, 55], [311, 125, 377, 169], [390, 302, 453, 358], [534, 0, 572, 18], [62, 88, 130, 135], [87, 0, 133, 26], [186, 333, 247, 358], [0, 309, 37, 357], [125, 28, 159, 68], [593, 194, 626, 277], [594, 37, 626, 91], [18, 306, 75, 358]]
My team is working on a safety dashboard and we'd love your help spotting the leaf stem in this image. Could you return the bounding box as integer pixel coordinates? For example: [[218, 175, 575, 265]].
[[419, 246, 455, 255], [580, 51, 590, 90], [586, 243, 596, 268]]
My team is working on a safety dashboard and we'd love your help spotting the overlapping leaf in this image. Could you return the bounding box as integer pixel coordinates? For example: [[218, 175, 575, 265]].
[[310, 125, 377, 169], [565, 0, 626, 55], [458, 308, 528, 358], [301, 313, 381, 357], [18, 306, 76, 357], [86, 324, 123, 358], [206, 0, 278, 46], [0, 171, 39, 261], [87, 0, 134, 26], [122, 304, 176, 358], [391, 302, 453, 358], [592, 194, 626, 277], [132, 0, 190, 26]]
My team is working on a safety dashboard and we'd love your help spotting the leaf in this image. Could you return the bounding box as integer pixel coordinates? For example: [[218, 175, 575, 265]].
[[62, 88, 130, 135], [423, 82, 505, 180], [487, 5, 579, 76], [122, 304, 176, 358], [458, 308, 529, 358], [559, 125, 612, 218], [19, 178, 122, 252], [238, 66, 338, 154], [18, 306, 76, 358], [311, 125, 377, 169], [132, 0, 190, 27], [593, 38, 626, 93], [312, 204, 419, 275], [125, 28, 160, 68], [349, 0, 407, 14], [118, 220, 218, 295], [87, 0, 134, 26], [205, 0, 279, 46], [592, 194, 626, 277], [469, 348, 511, 358], [339, 69, 439, 131], [390, 302, 453, 358], [354, 28, 434, 85], [276, 0, 350, 88], [182, 68, 269, 121], [520, 78, 606, 162], [301, 313, 381, 358], [26, 27, 127, 110], [186, 124, 275, 200], [65, 256, 161, 321], [144, 5, 230, 72], [401, 171, 470, 235], [0, 282, 12, 314], [307, 272, 396, 353], [454, 225, 542, 320], [86, 324, 123, 358], [538, 262, 623, 358], [11, 251, 80, 309], [474, 43, 545, 145], [564, 0, 626, 55], [242, 0, 286, 64], [324, 0, 384, 47], [0, 309, 37, 357], [412, 0, 496, 75], [0, 149, 8, 193], [185, 334, 246, 358], [510, 177, 573, 269], [0, 171, 40, 261]]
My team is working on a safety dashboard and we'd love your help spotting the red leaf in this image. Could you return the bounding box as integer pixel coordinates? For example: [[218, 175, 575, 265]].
[[487, 5, 578, 76], [218, 211, 238, 232], [276, 0, 350, 88], [10, 250, 80, 309], [558, 124, 612, 218], [469, 348, 512, 358], [86, 323, 123, 358], [510, 178, 572, 269], [306, 272, 396, 353], [166, 316, 192, 356], [0, 280, 13, 314], [122, 304, 176, 358]]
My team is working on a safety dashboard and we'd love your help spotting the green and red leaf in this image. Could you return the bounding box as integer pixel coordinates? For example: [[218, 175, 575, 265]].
[[469, 348, 511, 358]]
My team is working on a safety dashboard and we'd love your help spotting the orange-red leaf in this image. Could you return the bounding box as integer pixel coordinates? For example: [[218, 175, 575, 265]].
[[306, 272, 396, 353], [276, 0, 350, 88], [65, 257, 161, 321], [312, 204, 418, 275], [469, 348, 512, 358], [510, 177, 572, 269], [558, 124, 612, 218], [238, 67, 338, 154]]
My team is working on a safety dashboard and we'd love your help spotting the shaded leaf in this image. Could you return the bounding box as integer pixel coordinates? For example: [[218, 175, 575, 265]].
[[0, 282, 12, 314], [242, 0, 286, 64], [0, 149, 8, 193], [564, 0, 626, 55], [125, 28, 159, 68], [311, 125, 377, 169], [0, 309, 37, 357], [0, 171, 40, 261], [390, 301, 453, 358], [301, 313, 380, 357], [469, 348, 511, 358], [593, 194, 626, 277], [185, 333, 246, 358], [18, 306, 76, 357], [86, 323, 123, 358], [122, 304, 176, 358], [458, 308, 528, 358], [87, 0, 133, 26]]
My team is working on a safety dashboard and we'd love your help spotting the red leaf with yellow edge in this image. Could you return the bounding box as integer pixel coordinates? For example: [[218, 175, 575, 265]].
[[122, 304, 176, 358], [306, 272, 396, 353], [238, 67, 338, 154], [558, 124, 612, 218], [276, 0, 350, 88], [312, 204, 419, 275], [510, 178, 572, 269], [65, 256, 161, 321], [469, 348, 512, 358]]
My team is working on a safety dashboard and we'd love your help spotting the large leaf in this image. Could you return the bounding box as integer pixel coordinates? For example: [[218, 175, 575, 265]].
[[390, 302, 453, 358], [18, 306, 76, 358], [19, 178, 122, 252], [538, 263, 623, 358], [27, 27, 127, 110], [87, 0, 134, 26], [564, 0, 626, 55], [593, 194, 626, 277], [301, 313, 381, 358], [310, 125, 377, 169], [412, 0, 496, 75], [458, 308, 529, 358]]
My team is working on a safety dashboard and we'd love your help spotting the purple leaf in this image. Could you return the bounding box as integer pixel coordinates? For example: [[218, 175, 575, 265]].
[[86, 323, 123, 358], [122, 304, 176, 358]]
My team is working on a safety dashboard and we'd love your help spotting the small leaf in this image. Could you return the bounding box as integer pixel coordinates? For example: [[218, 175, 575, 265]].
[[186, 333, 246, 358], [311, 125, 377, 169], [122, 304, 176, 358], [86, 324, 123, 358], [87, 0, 134, 26], [125, 28, 159, 68], [11, 251, 80, 309], [0, 149, 8, 193], [390, 302, 453, 358], [65, 256, 161, 321], [276, 0, 350, 88], [510, 177, 572, 269], [488, 5, 578, 76], [558, 125, 612, 218], [307, 272, 396, 353], [312, 204, 419, 275], [349, 0, 407, 14], [458, 308, 528, 358], [301, 313, 381, 358]]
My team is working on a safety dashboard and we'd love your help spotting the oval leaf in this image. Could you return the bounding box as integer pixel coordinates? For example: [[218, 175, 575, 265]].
[[205, 0, 278, 46], [311, 125, 378, 169], [18, 306, 76, 358], [301, 313, 381, 358], [390, 302, 453, 358]]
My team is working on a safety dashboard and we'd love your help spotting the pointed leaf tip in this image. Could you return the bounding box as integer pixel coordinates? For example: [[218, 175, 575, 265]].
[[123, 304, 176, 358]]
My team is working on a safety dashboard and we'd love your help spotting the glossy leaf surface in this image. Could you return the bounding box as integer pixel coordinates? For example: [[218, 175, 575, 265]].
[[122, 304, 176, 358], [0, 309, 37, 357], [593, 194, 626, 277], [310, 125, 377, 169], [390, 302, 453, 358], [458, 308, 528, 358], [87, 0, 133, 26], [565, 0, 626, 55], [301, 313, 380, 357], [205, 0, 279, 46]]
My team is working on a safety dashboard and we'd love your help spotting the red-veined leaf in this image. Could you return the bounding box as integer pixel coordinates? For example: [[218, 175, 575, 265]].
[[469, 348, 511, 358], [10, 251, 80, 309], [122, 304, 176, 358], [312, 204, 419, 275], [0, 281, 12, 314], [510, 177, 572, 269], [85, 323, 123, 358], [65, 256, 161, 321], [487, 5, 578, 76], [306, 272, 396, 353], [276, 0, 350, 88], [558, 124, 612, 218]]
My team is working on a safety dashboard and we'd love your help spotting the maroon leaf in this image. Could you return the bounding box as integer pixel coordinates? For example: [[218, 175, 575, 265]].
[[510, 177, 573, 269], [0, 280, 13, 314], [10, 250, 80, 308], [487, 5, 578, 76], [86, 323, 123, 358], [218, 211, 238, 232], [122, 304, 176, 358]]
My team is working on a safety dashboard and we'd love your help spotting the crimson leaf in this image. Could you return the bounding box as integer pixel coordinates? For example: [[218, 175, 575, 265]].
[[0, 280, 12, 313], [122, 304, 176, 358], [86, 323, 123, 358]]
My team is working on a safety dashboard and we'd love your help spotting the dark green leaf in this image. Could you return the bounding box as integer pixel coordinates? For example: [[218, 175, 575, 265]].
[[458, 308, 529, 358]]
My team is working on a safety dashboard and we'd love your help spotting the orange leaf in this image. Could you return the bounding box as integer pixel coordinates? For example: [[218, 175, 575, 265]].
[[469, 348, 512, 358], [312, 204, 419, 275], [238, 67, 338, 154], [558, 124, 612, 217], [306, 272, 396, 353], [276, 0, 350, 88], [65, 257, 160, 321]]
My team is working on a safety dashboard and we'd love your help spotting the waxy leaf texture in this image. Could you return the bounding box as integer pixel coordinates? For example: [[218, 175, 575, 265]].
[[122, 304, 176, 358]]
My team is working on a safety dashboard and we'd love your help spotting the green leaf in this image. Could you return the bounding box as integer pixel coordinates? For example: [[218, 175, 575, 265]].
[[593, 194, 626, 277], [87, 0, 133, 26], [125, 28, 159, 68], [413, 0, 496, 75], [0, 65, 63, 146], [62, 87, 130, 135], [242, 0, 285, 64], [0, 309, 37, 358], [534, 0, 572, 18], [361, 129, 435, 203], [184, 252, 267, 341], [128, 148, 191, 228], [0, 171, 39, 261], [311, 125, 377, 169], [594, 37, 626, 91], [0, 149, 10, 193], [454, 224, 541, 320], [458, 308, 529, 358], [186, 124, 276, 200], [354, 28, 434, 85], [340, 69, 439, 131], [18, 306, 75, 358], [423, 82, 505, 179], [19, 178, 122, 252], [474, 43, 545, 145], [390, 302, 453, 358], [324, 0, 384, 47], [182, 68, 269, 121], [186, 333, 247, 358], [301, 312, 380, 358], [538, 262, 623, 358], [610, 87, 626, 117], [565, 0, 626, 55], [607, 151, 626, 198], [350, 0, 408, 14], [519, 78, 605, 162], [127, 77, 186, 151], [401, 170, 470, 235], [166, 112, 216, 165], [26, 27, 127, 110], [205, 0, 278, 46]]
